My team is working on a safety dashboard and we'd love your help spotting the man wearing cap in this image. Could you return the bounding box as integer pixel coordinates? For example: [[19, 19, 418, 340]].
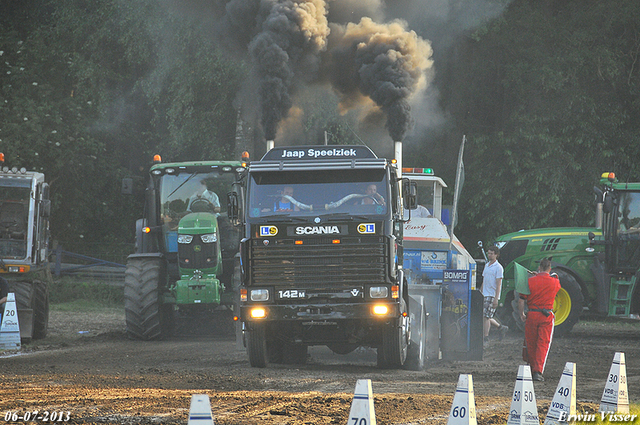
[[518, 258, 561, 382]]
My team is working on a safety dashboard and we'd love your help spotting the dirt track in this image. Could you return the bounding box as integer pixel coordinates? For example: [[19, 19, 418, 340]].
[[1, 309, 639, 424]]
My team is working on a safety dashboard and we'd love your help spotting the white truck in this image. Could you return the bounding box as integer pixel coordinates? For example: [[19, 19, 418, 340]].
[[0, 154, 52, 342]]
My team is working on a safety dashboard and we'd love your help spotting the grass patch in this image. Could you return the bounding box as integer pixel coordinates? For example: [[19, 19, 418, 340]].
[[49, 277, 123, 308]]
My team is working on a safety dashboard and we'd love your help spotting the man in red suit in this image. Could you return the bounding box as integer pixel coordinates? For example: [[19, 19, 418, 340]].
[[518, 257, 561, 382]]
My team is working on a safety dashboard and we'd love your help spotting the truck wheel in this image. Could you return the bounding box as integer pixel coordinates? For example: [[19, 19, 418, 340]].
[[124, 257, 170, 340], [31, 280, 49, 340], [381, 300, 409, 368], [247, 323, 268, 368], [404, 302, 427, 371], [8, 281, 35, 343], [553, 269, 583, 337]]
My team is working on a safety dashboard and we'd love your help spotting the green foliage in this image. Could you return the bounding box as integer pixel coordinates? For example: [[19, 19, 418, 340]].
[[2, 0, 639, 255], [0, 0, 246, 247], [440, 0, 640, 246]]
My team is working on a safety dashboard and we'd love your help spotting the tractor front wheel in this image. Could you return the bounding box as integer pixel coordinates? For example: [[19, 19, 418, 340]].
[[124, 256, 171, 340]]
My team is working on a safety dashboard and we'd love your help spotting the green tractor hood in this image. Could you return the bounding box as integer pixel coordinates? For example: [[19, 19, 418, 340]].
[[174, 212, 223, 306]]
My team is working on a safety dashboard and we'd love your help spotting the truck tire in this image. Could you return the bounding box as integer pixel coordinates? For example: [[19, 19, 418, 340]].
[[381, 300, 409, 368], [124, 257, 170, 340], [31, 280, 49, 340], [553, 269, 583, 337], [7, 281, 35, 343], [404, 302, 427, 371], [247, 323, 268, 368]]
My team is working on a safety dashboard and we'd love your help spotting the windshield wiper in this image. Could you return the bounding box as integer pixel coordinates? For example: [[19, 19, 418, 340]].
[[167, 172, 198, 199], [258, 214, 307, 222], [321, 212, 372, 221]]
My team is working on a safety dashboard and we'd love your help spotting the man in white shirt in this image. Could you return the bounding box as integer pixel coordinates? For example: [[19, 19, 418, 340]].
[[188, 180, 220, 212], [482, 245, 508, 344]]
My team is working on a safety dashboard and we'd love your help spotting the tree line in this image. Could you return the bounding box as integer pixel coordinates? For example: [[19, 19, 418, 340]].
[[0, 0, 638, 255]]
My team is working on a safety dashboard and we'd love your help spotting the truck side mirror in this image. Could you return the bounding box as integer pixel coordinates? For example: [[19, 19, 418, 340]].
[[603, 192, 614, 214], [40, 199, 51, 218], [227, 191, 240, 226], [402, 179, 417, 209]]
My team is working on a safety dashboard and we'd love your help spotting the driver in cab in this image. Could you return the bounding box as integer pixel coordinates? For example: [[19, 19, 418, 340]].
[[188, 179, 220, 212], [361, 184, 385, 206], [272, 186, 300, 212]]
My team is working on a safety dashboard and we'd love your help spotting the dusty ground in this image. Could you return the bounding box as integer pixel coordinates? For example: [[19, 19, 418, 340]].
[[1, 309, 639, 424]]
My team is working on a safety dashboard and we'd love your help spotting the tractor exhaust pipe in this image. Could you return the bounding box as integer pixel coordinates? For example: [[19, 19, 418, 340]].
[[267, 140, 275, 151]]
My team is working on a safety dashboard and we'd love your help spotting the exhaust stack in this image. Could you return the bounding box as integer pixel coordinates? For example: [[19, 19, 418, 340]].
[[267, 140, 275, 151], [394, 141, 402, 178]]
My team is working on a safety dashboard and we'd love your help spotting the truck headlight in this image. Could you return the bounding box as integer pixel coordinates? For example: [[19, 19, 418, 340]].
[[369, 286, 388, 299], [250, 307, 267, 319], [250, 289, 270, 301], [372, 305, 389, 315], [200, 233, 217, 243], [178, 234, 193, 244]]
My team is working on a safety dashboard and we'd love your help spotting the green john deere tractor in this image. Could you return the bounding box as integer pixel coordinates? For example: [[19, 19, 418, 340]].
[[491, 172, 640, 337], [124, 156, 244, 340]]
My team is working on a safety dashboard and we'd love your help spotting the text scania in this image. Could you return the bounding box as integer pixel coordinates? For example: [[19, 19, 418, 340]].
[[280, 148, 358, 159], [296, 226, 340, 235]]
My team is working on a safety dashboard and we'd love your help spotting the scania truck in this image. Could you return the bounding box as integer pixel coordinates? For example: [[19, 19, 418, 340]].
[[230, 145, 414, 368]]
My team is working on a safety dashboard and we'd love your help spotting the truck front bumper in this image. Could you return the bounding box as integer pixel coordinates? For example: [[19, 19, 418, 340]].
[[240, 301, 400, 323]]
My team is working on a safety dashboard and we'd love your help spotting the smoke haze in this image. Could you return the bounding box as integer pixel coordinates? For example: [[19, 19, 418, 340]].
[[214, 0, 509, 146]]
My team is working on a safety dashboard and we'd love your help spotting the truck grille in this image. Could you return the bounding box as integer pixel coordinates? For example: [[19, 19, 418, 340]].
[[250, 236, 388, 287]]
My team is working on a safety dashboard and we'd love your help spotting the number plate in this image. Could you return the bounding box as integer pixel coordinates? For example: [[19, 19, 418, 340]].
[[276, 289, 307, 299]]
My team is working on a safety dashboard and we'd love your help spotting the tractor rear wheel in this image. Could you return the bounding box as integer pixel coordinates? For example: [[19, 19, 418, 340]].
[[124, 256, 171, 340], [553, 269, 583, 337]]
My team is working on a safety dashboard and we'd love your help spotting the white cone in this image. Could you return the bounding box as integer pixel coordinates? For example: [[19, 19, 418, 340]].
[[188, 394, 214, 425], [508, 365, 540, 425], [348, 379, 376, 425], [0, 292, 21, 350], [600, 352, 629, 414], [544, 362, 576, 425], [447, 374, 478, 425]]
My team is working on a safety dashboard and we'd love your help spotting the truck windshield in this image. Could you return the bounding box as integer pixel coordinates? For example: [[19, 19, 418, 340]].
[[616, 191, 640, 270], [247, 169, 389, 218], [159, 170, 237, 231], [0, 183, 31, 259]]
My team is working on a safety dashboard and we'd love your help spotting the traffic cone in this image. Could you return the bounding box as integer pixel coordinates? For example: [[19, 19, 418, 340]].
[[0, 292, 21, 350], [447, 374, 477, 425], [544, 362, 576, 425], [348, 379, 376, 425], [508, 365, 540, 425], [187, 394, 214, 425], [600, 352, 629, 414]]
